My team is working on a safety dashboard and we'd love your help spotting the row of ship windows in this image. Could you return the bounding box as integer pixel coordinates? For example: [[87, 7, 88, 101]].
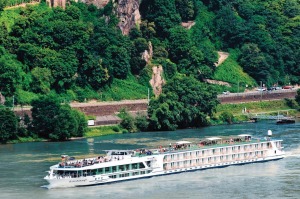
[[164, 152, 265, 167], [164, 151, 265, 161], [164, 144, 271, 159], [55, 162, 148, 177], [109, 170, 152, 179]]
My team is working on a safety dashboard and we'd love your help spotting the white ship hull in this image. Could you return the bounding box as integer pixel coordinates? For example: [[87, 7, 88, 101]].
[[44, 137, 284, 188]]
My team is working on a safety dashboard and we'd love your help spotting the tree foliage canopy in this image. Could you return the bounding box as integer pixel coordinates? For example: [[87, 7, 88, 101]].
[[148, 76, 219, 130], [31, 95, 87, 141], [0, 108, 18, 143]]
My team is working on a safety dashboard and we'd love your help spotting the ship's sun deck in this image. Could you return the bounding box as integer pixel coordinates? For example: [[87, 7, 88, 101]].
[[56, 135, 279, 169]]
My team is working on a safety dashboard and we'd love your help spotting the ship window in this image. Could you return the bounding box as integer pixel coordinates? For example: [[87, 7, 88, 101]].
[[57, 170, 64, 175], [87, 169, 93, 176], [146, 161, 151, 167], [98, 168, 104, 174], [119, 165, 125, 171], [93, 169, 98, 175], [139, 162, 145, 169], [105, 167, 110, 173], [78, 170, 83, 176], [112, 166, 117, 172], [133, 172, 139, 176], [141, 171, 145, 174], [132, 163, 138, 169], [125, 164, 130, 170]]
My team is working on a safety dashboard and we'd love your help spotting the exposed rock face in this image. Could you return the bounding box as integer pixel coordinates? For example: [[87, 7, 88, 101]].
[[0, 92, 5, 105], [203, 79, 231, 87], [46, 0, 67, 9], [181, 21, 195, 29], [116, 0, 141, 35], [215, 51, 229, 67], [150, 65, 165, 97], [141, 41, 153, 64], [46, 0, 140, 35], [84, 0, 109, 8]]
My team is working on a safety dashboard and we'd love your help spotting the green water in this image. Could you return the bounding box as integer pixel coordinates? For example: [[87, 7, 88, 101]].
[[0, 121, 299, 199]]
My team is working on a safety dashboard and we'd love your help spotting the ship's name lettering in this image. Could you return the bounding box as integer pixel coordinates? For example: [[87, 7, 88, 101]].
[[69, 179, 87, 183]]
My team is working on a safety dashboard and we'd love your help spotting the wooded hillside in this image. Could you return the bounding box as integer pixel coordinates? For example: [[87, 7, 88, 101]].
[[0, 0, 299, 105]]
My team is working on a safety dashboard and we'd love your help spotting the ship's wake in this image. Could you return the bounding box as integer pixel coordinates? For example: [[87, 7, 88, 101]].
[[284, 146, 300, 158]]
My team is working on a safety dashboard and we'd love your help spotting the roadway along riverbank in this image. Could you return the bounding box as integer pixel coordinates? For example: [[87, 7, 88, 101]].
[[13, 90, 297, 125]]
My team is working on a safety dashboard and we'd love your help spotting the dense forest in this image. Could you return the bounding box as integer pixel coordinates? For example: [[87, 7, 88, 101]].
[[0, 0, 298, 104], [0, 0, 299, 141]]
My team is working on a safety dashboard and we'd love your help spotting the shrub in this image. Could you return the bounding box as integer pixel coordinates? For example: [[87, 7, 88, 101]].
[[112, 126, 120, 132], [219, 111, 234, 124]]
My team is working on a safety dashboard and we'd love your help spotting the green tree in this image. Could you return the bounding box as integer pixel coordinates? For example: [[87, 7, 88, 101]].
[[140, 20, 156, 39], [140, 0, 181, 38], [78, 56, 110, 89], [31, 96, 61, 138], [0, 108, 18, 143], [175, 0, 196, 21], [71, 109, 87, 137], [148, 76, 219, 130], [135, 114, 149, 132], [0, 46, 25, 96], [148, 94, 182, 130], [31, 96, 87, 140], [168, 26, 192, 63], [104, 45, 130, 79], [31, 67, 53, 94], [130, 38, 148, 75], [239, 43, 271, 84], [119, 112, 136, 133], [0, 0, 6, 11], [50, 105, 77, 141]]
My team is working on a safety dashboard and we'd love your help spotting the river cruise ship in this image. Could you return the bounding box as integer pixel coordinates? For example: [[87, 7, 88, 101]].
[[44, 132, 284, 188]]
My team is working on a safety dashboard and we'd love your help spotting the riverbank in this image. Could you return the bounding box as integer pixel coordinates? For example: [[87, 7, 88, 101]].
[[5, 99, 300, 144]]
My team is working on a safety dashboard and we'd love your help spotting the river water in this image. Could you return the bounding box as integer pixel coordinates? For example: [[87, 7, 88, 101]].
[[0, 121, 300, 199]]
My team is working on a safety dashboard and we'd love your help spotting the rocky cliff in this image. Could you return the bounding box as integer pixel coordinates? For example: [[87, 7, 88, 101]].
[[75, 0, 141, 35], [116, 0, 141, 35]]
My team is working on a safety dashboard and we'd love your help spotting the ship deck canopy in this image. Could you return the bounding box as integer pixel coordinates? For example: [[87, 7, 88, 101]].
[[200, 137, 222, 145], [237, 134, 252, 141], [104, 150, 134, 156], [206, 137, 222, 141], [176, 141, 192, 145], [238, 134, 252, 137]]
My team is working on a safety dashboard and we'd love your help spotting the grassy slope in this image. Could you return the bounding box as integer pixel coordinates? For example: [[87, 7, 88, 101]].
[[101, 74, 149, 101], [213, 50, 257, 92], [216, 100, 298, 117], [85, 126, 123, 137]]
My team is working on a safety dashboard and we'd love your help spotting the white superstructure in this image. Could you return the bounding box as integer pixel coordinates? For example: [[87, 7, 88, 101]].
[[44, 133, 284, 188]]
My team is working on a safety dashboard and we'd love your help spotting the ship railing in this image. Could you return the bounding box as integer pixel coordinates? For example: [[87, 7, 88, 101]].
[[58, 156, 113, 169]]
